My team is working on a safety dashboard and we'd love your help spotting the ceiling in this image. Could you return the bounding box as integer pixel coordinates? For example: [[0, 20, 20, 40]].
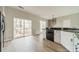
[[10, 6, 79, 19]]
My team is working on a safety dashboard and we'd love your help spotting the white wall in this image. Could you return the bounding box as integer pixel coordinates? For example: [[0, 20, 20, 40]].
[[0, 7, 2, 12], [3, 7, 45, 41], [56, 13, 79, 28]]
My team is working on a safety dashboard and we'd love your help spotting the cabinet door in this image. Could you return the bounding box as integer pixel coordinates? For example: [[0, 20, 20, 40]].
[[73, 34, 79, 52], [61, 31, 74, 51], [54, 30, 61, 43]]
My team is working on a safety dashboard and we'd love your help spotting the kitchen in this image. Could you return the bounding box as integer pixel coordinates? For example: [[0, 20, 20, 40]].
[[46, 12, 79, 52]]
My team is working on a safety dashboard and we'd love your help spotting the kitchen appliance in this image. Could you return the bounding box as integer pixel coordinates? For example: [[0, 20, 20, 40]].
[[46, 28, 54, 42], [0, 11, 5, 52]]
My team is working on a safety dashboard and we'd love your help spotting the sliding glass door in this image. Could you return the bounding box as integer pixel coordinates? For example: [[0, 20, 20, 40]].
[[14, 18, 32, 38], [24, 20, 32, 36]]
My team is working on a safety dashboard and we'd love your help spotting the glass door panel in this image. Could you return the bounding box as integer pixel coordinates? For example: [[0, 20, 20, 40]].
[[14, 18, 32, 38], [24, 20, 32, 36]]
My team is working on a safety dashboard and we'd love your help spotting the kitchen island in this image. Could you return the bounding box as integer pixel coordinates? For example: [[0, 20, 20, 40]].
[[46, 27, 79, 52]]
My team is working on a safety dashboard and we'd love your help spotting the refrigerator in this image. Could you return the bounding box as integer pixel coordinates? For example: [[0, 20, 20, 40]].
[[0, 11, 5, 52]]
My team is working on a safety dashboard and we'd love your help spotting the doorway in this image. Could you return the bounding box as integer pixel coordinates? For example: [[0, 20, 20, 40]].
[[40, 20, 46, 39], [14, 18, 32, 39], [40, 20, 46, 33]]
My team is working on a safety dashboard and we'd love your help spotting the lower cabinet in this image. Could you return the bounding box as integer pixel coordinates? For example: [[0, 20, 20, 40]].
[[73, 34, 79, 52], [61, 31, 74, 52], [54, 30, 61, 43]]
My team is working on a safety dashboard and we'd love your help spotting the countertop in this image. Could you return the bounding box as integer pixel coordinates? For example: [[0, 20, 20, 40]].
[[47, 27, 79, 33]]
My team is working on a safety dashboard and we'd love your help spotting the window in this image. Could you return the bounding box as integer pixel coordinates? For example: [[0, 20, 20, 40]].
[[14, 18, 32, 38]]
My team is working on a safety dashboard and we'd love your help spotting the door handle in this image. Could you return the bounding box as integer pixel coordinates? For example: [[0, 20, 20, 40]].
[[2, 15, 5, 32]]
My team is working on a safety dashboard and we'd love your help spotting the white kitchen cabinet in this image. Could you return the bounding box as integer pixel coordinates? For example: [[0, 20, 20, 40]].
[[73, 34, 79, 52], [54, 30, 61, 43], [61, 31, 74, 52]]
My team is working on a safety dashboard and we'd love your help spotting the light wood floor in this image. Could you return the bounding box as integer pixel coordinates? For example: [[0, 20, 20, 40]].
[[2, 35, 69, 52]]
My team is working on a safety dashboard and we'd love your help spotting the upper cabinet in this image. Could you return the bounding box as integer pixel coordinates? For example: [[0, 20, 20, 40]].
[[56, 13, 79, 28], [47, 18, 56, 28]]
